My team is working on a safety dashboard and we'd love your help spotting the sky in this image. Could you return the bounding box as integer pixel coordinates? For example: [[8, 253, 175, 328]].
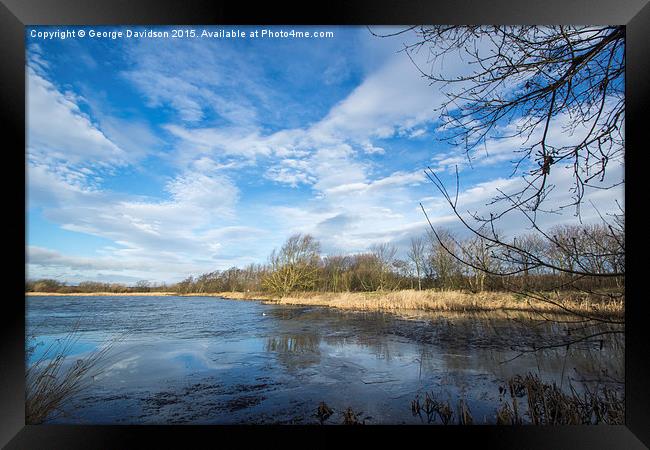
[[25, 26, 625, 285]]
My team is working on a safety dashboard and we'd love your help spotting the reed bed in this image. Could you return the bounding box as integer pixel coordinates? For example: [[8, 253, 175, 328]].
[[238, 289, 623, 319]]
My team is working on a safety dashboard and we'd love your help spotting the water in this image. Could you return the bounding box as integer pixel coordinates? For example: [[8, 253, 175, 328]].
[[26, 295, 623, 424]]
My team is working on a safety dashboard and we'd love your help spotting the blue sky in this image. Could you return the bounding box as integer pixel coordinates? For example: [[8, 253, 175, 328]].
[[26, 26, 624, 284]]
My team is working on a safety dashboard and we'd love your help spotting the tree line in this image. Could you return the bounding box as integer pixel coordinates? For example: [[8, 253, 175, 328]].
[[24, 279, 169, 294], [27, 222, 623, 297]]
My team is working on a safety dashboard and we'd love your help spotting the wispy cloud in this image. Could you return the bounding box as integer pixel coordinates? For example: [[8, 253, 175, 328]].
[[27, 68, 127, 168]]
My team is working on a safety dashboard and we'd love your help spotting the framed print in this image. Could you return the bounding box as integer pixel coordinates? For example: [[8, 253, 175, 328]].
[[1, 0, 648, 447]]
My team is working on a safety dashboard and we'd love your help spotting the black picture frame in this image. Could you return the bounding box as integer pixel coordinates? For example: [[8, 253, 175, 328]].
[[2, 0, 648, 447]]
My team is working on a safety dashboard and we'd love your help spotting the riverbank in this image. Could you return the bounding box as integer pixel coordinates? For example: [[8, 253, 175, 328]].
[[28, 289, 623, 319], [26, 291, 179, 296]]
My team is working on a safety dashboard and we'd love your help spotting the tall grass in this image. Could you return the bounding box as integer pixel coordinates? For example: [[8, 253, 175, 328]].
[[25, 328, 118, 424], [227, 289, 623, 319]]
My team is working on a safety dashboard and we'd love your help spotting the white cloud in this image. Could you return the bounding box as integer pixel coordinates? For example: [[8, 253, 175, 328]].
[[420, 162, 625, 239], [310, 53, 444, 142], [27, 68, 127, 167], [164, 46, 451, 191], [166, 172, 239, 215], [28, 158, 244, 282], [28, 246, 149, 272], [323, 170, 424, 196], [361, 142, 385, 154], [164, 124, 274, 162], [122, 39, 263, 125]]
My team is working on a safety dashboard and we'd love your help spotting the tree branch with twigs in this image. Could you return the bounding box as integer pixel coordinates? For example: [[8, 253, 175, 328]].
[[383, 25, 626, 358]]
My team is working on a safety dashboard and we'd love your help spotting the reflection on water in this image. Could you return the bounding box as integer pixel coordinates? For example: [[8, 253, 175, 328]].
[[265, 334, 322, 372], [266, 334, 320, 354], [28, 335, 98, 363], [26, 295, 623, 424]]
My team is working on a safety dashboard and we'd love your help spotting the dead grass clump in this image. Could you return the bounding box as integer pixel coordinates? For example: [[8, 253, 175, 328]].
[[315, 401, 334, 424], [26, 330, 118, 424], [411, 373, 624, 425], [411, 392, 454, 424], [342, 407, 364, 425], [501, 373, 624, 425]]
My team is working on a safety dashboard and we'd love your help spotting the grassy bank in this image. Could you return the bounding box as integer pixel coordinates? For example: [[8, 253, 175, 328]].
[[27, 289, 623, 319]]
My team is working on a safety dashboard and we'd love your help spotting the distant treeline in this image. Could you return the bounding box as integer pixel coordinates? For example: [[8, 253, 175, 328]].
[[25, 279, 170, 294], [27, 223, 623, 296]]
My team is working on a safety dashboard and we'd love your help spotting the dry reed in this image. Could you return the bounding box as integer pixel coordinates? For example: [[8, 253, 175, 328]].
[[412, 373, 624, 425], [237, 289, 623, 319], [26, 329, 119, 424]]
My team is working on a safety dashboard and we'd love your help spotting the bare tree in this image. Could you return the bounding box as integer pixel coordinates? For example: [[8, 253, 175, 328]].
[[408, 237, 426, 290], [349, 253, 382, 291], [262, 233, 321, 297], [371, 25, 626, 355], [426, 229, 462, 289], [321, 255, 353, 292], [393, 25, 625, 214], [421, 168, 624, 344], [370, 243, 398, 291], [392, 259, 412, 290], [135, 280, 151, 292], [459, 235, 501, 292]]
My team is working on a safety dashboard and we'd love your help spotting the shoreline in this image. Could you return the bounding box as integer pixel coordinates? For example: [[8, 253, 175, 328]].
[[26, 289, 624, 319], [26, 291, 179, 297], [25, 291, 272, 299]]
